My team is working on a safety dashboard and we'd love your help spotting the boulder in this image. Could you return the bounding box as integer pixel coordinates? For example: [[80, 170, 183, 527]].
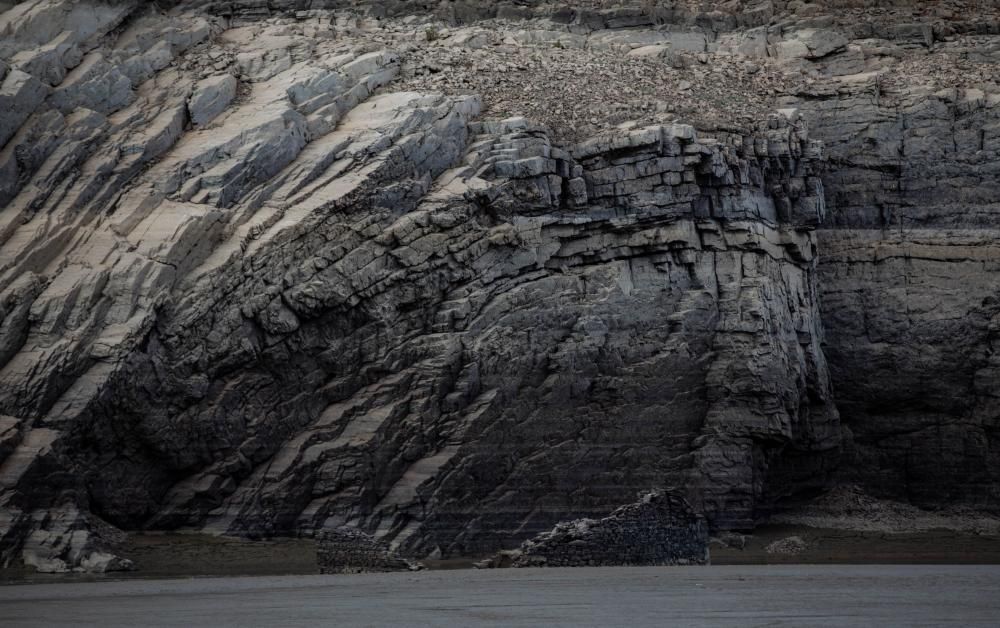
[[778, 28, 849, 60], [0, 69, 49, 147], [188, 74, 238, 126]]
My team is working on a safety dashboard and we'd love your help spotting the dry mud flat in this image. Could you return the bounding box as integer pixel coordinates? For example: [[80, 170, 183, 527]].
[[3, 565, 1000, 628]]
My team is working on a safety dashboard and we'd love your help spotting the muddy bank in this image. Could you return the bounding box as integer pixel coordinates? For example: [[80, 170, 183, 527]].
[[1, 534, 316, 584], [712, 525, 1000, 565], [4, 524, 1000, 585]]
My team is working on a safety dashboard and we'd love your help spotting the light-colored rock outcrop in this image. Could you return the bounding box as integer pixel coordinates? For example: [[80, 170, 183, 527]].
[[188, 74, 238, 126]]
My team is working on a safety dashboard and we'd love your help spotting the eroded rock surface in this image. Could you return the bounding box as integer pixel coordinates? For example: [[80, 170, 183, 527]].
[[0, 0, 998, 572]]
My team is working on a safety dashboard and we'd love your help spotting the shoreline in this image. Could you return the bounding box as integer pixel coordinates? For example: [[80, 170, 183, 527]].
[[4, 524, 1000, 585]]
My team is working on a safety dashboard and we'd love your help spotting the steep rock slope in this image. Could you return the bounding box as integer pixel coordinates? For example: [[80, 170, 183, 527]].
[[790, 78, 1000, 509], [0, 1, 841, 570]]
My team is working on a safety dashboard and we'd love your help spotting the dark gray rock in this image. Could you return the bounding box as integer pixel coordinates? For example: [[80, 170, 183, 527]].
[[786, 76, 1000, 510], [317, 527, 422, 573], [2, 0, 999, 574], [506, 490, 709, 568]]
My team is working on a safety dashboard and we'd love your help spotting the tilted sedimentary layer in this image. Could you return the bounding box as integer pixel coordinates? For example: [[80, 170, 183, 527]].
[[0, 0, 998, 572]]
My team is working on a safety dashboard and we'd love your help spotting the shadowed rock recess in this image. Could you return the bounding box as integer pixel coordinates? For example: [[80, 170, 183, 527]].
[[0, 0, 997, 572]]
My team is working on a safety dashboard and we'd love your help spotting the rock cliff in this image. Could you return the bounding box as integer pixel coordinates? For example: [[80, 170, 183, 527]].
[[0, 0, 997, 571]]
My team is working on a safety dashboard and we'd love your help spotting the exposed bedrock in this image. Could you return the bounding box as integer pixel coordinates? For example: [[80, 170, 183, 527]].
[[2, 0, 999, 572], [4, 111, 837, 562], [0, 1, 841, 570], [784, 72, 1000, 510]]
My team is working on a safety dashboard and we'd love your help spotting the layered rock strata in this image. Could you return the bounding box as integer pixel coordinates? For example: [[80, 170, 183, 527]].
[[1, 0, 998, 573], [0, 0, 839, 571], [788, 80, 1000, 510], [763, 1, 1000, 509]]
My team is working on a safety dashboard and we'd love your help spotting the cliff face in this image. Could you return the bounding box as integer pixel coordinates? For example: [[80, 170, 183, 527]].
[[791, 79, 1000, 509], [0, 0, 997, 571]]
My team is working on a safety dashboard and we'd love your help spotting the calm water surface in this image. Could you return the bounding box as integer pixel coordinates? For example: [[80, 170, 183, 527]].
[[2, 564, 998, 627]]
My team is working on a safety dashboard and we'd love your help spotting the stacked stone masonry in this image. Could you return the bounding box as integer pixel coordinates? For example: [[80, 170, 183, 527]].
[[507, 490, 709, 568], [316, 527, 421, 573]]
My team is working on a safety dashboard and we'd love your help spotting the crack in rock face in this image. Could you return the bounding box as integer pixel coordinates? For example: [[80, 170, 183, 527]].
[[0, 0, 998, 571]]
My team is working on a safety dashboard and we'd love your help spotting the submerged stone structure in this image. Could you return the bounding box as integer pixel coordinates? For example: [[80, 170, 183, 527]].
[[507, 490, 709, 568], [316, 527, 422, 574]]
